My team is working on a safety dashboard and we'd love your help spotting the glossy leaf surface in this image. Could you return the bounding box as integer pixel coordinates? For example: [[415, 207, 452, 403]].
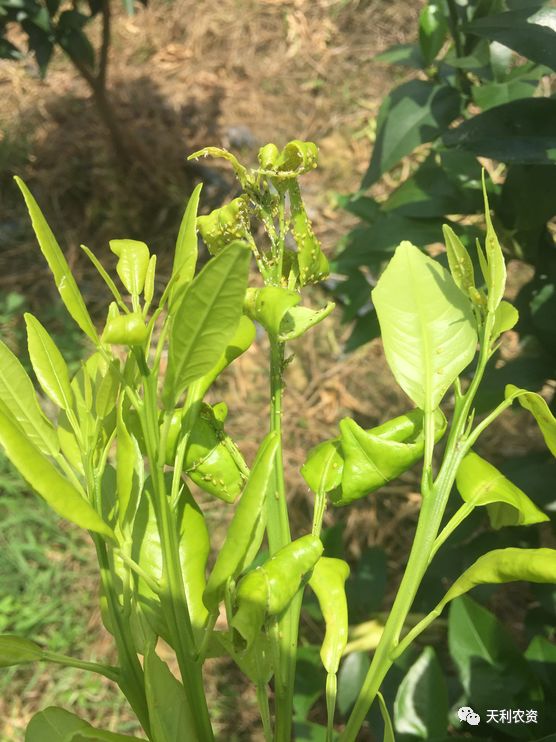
[[0, 339, 58, 455], [15, 178, 98, 342], [170, 183, 202, 310], [372, 242, 477, 411], [394, 646, 448, 739], [164, 241, 250, 406], [362, 81, 460, 187], [25, 313, 73, 411], [0, 407, 113, 538]]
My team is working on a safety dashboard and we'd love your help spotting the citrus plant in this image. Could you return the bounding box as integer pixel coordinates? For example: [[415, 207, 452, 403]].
[[0, 143, 555, 741]]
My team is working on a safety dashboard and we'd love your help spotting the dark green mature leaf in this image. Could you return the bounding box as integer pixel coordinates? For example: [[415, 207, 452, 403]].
[[465, 8, 556, 71], [500, 164, 556, 232], [384, 151, 483, 218], [419, 3, 448, 65], [337, 652, 370, 716], [443, 98, 556, 164], [472, 76, 541, 110], [362, 81, 461, 187], [394, 646, 448, 738], [375, 43, 425, 69], [449, 596, 533, 706], [163, 241, 250, 407]]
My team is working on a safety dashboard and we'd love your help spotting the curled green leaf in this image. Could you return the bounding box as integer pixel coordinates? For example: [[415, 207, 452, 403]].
[[170, 183, 202, 311], [309, 557, 350, 675], [109, 239, 150, 297], [506, 384, 556, 456], [456, 451, 548, 529], [481, 171, 506, 313], [278, 301, 335, 341], [188, 146, 249, 187], [231, 534, 323, 650], [203, 432, 279, 612], [442, 224, 475, 298], [197, 197, 251, 256]]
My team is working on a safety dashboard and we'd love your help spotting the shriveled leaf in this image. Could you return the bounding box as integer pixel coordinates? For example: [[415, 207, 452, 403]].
[[506, 384, 556, 456], [0, 635, 43, 667], [163, 241, 250, 407], [25, 313, 73, 411], [170, 183, 202, 310], [456, 451, 548, 528], [372, 241, 477, 411], [0, 407, 113, 538], [0, 339, 58, 455], [15, 178, 98, 343]]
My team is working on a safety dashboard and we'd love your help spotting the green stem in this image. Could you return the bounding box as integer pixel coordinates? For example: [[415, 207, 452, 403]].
[[266, 339, 298, 742], [41, 651, 120, 682], [141, 374, 214, 741], [92, 535, 151, 736], [428, 501, 475, 564], [341, 321, 495, 741]]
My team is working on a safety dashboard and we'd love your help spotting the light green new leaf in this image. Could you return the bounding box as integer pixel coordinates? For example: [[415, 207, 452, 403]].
[[25, 314, 73, 411], [81, 245, 126, 312], [506, 384, 556, 456], [116, 401, 142, 528], [309, 557, 350, 675], [195, 314, 256, 396], [0, 339, 58, 455], [482, 171, 506, 312], [372, 241, 477, 411], [144, 647, 199, 742], [15, 177, 98, 343], [492, 300, 518, 340], [163, 241, 251, 407], [143, 254, 157, 307], [0, 407, 113, 538], [442, 224, 475, 297], [170, 183, 202, 311], [456, 451, 548, 529], [188, 147, 249, 187], [204, 432, 279, 612], [278, 302, 335, 342], [441, 548, 556, 608], [0, 635, 43, 667], [109, 239, 150, 296]]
